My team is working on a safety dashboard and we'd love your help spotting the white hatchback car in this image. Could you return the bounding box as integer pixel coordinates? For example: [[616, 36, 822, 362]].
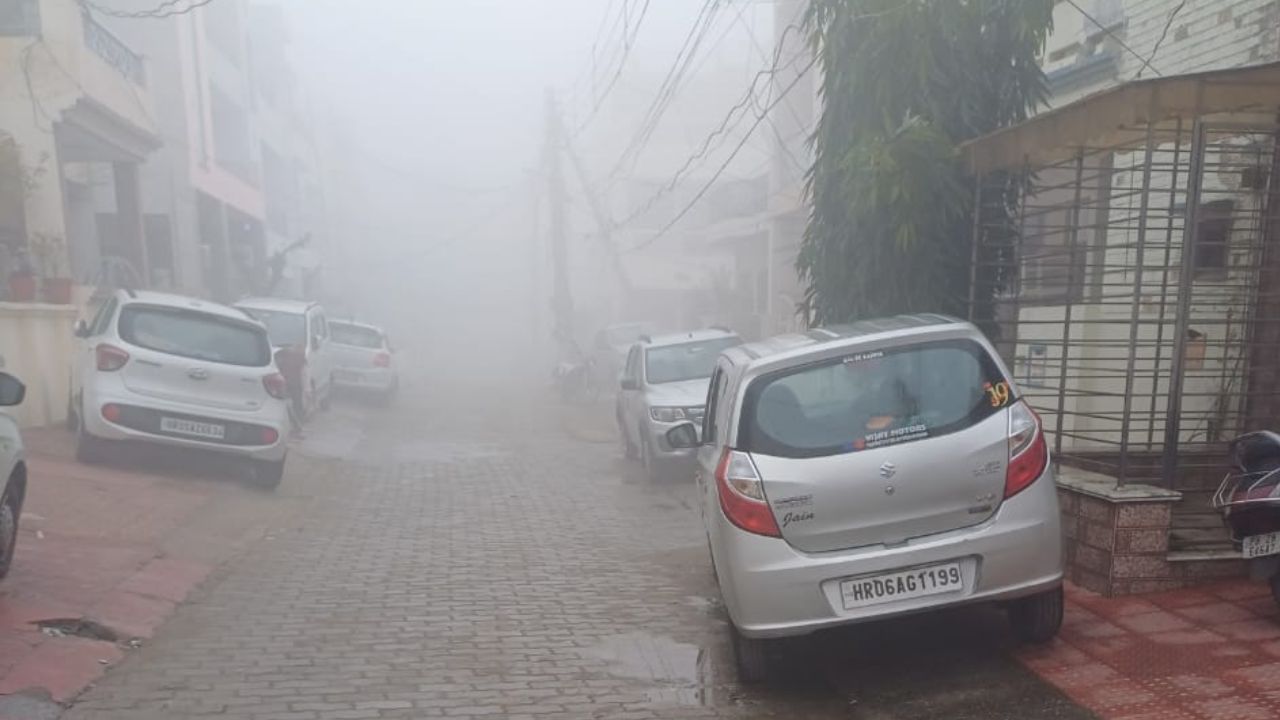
[[72, 290, 291, 487], [235, 298, 335, 416], [328, 320, 398, 402], [0, 371, 27, 582]]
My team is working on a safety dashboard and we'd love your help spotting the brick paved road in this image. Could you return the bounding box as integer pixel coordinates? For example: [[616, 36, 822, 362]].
[[62, 387, 1092, 720]]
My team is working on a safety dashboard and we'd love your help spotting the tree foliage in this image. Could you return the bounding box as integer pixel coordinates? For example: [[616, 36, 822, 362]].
[[798, 0, 1054, 326]]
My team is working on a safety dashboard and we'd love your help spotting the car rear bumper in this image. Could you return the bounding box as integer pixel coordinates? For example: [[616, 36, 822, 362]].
[[712, 469, 1063, 639], [82, 387, 288, 462], [332, 367, 397, 392]]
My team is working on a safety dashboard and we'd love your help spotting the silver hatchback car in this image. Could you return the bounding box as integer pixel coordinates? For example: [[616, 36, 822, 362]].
[[666, 314, 1063, 682]]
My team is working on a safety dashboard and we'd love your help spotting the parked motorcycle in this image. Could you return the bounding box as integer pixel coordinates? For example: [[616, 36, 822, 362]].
[[1211, 431, 1280, 603]]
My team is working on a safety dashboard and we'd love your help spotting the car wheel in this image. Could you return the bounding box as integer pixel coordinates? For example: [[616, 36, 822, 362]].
[[1269, 572, 1280, 606], [618, 413, 638, 460], [65, 394, 79, 432], [1008, 585, 1064, 644], [730, 623, 773, 684], [252, 457, 287, 490], [319, 380, 333, 411], [0, 485, 19, 580], [75, 414, 106, 465], [641, 437, 662, 483]]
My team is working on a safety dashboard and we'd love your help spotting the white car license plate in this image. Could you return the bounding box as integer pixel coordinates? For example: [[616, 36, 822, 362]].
[[160, 417, 226, 440], [840, 562, 965, 610], [335, 370, 361, 382], [1243, 531, 1280, 559]]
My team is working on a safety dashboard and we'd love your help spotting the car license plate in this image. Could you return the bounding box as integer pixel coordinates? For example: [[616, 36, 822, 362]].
[[335, 370, 361, 382], [840, 562, 965, 610], [160, 417, 225, 440], [1243, 531, 1280, 559]]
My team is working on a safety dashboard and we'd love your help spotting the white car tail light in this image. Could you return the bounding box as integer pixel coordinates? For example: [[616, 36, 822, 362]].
[[1005, 400, 1048, 499], [715, 448, 780, 537], [262, 372, 288, 400], [96, 344, 129, 372], [373, 352, 391, 368]]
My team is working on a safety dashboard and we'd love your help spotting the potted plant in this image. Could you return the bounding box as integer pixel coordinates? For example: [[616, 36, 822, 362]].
[[6, 248, 35, 302], [31, 233, 72, 304]]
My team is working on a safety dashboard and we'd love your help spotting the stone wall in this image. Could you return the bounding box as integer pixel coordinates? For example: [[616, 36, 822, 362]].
[[1058, 468, 1245, 596]]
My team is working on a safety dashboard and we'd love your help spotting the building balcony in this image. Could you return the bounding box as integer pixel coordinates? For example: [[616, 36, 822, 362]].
[[82, 9, 146, 86]]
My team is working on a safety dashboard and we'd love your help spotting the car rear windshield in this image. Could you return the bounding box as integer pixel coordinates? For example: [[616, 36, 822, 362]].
[[330, 323, 382, 349], [740, 339, 1011, 458], [645, 337, 740, 385], [119, 306, 272, 367], [241, 308, 306, 348]]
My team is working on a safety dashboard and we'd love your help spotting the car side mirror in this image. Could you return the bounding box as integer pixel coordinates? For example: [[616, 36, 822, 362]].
[[620, 378, 638, 391], [666, 421, 700, 450], [74, 319, 90, 338], [0, 372, 26, 407]]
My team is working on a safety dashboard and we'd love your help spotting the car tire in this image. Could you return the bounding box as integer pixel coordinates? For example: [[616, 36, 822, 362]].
[[618, 413, 638, 460], [1269, 572, 1280, 606], [319, 380, 332, 411], [641, 437, 662, 483], [1008, 585, 1064, 644], [730, 623, 773, 684], [75, 419, 106, 465], [252, 457, 287, 490], [0, 483, 19, 581]]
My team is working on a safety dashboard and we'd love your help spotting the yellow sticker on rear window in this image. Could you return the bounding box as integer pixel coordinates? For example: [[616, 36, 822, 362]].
[[983, 381, 1011, 408]]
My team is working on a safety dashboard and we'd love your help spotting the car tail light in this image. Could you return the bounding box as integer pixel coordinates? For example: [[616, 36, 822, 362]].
[[373, 352, 391, 368], [96, 344, 129, 371], [260, 427, 279, 445], [101, 403, 121, 422], [715, 448, 781, 538], [262, 372, 288, 400], [1005, 400, 1048, 499]]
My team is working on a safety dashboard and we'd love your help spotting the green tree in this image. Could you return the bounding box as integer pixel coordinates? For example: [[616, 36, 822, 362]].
[[798, 0, 1053, 326]]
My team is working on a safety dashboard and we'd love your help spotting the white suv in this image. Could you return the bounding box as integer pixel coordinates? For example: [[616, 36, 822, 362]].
[[72, 290, 291, 487]]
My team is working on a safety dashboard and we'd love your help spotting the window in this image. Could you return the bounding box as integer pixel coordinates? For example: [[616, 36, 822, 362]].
[[740, 340, 1011, 458], [644, 337, 742, 385], [0, 0, 39, 35], [624, 347, 640, 382], [119, 306, 271, 367], [1020, 203, 1088, 305], [242, 309, 306, 348], [1193, 200, 1234, 277], [90, 297, 118, 336], [330, 323, 382, 349], [703, 367, 726, 444]]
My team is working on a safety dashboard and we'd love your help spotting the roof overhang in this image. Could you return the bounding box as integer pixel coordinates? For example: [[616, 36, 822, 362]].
[[961, 61, 1280, 175]]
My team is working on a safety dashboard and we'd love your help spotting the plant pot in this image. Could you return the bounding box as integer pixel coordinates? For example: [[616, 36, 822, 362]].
[[43, 277, 73, 304], [7, 273, 36, 302]]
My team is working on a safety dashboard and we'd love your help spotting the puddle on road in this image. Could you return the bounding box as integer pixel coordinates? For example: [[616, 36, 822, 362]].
[[584, 632, 716, 707]]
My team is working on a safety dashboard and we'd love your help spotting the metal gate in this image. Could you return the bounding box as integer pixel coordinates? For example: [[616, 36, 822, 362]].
[[969, 117, 1280, 488]]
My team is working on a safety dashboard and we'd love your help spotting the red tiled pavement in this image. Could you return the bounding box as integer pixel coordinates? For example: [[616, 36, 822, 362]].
[[1019, 581, 1280, 719], [0, 428, 288, 705]]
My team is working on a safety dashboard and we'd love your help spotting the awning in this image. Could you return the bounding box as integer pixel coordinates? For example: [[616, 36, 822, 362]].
[[961, 61, 1280, 175]]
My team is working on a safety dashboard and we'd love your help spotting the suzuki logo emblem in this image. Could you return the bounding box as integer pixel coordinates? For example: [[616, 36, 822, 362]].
[[879, 461, 897, 479], [187, 367, 209, 381]]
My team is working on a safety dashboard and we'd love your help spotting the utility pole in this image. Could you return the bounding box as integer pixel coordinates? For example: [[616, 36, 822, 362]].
[[564, 138, 632, 298], [545, 89, 574, 354]]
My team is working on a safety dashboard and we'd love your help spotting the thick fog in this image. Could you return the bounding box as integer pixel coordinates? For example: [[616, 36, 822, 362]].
[[275, 0, 786, 387]]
